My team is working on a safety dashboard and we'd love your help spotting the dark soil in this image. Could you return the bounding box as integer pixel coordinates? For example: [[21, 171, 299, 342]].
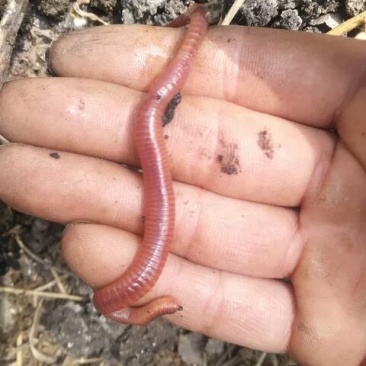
[[1, 0, 365, 365]]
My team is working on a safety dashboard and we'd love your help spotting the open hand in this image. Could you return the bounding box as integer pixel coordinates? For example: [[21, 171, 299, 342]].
[[0, 24, 365, 366]]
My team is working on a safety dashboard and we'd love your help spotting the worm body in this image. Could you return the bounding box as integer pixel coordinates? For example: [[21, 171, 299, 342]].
[[92, 5, 209, 325]]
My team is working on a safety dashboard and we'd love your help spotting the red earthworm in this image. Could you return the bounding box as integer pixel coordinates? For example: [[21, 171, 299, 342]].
[[92, 4, 210, 325]]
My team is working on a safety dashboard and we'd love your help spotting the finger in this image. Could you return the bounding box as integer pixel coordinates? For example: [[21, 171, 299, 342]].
[[0, 144, 302, 278], [0, 77, 336, 206], [290, 143, 366, 365], [48, 25, 366, 127], [62, 222, 294, 353], [0, 78, 138, 166]]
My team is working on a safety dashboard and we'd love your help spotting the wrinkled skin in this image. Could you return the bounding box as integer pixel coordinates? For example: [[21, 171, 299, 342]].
[[0, 24, 365, 365]]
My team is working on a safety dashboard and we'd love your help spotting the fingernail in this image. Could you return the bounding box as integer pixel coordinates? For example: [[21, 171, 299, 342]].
[[61, 221, 93, 239]]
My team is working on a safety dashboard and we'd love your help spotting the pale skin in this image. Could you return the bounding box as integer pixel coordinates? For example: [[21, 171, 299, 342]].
[[0, 24, 365, 366]]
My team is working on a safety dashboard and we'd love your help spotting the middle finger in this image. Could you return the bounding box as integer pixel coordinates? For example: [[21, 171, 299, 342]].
[[0, 143, 301, 278], [0, 77, 336, 206]]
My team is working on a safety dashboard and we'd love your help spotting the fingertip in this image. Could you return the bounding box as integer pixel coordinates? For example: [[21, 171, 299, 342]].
[[45, 29, 84, 77], [0, 80, 18, 114], [61, 221, 95, 255], [61, 223, 137, 288], [44, 26, 115, 79], [45, 35, 66, 77]]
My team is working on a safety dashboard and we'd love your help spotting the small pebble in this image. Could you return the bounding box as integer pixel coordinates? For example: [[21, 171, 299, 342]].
[[325, 13, 342, 29], [178, 333, 205, 365], [205, 338, 225, 355]]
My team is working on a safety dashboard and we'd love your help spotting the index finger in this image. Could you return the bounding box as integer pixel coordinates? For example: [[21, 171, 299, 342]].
[[48, 25, 366, 127]]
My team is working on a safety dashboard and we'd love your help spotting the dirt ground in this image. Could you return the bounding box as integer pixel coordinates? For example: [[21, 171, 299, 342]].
[[0, 0, 365, 365]]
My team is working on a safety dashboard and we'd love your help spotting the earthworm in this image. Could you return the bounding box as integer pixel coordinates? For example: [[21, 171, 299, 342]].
[[92, 4, 210, 325]]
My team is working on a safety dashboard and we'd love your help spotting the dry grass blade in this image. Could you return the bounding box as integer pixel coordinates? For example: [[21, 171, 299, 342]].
[[14, 230, 49, 266], [1, 226, 85, 364], [16, 332, 23, 366], [0, 134, 9, 144], [61, 355, 105, 365], [11, 227, 74, 276], [29, 299, 58, 364], [255, 352, 267, 366], [0, 286, 84, 301], [327, 10, 366, 36], [221, 0, 246, 25], [73, 2, 109, 25], [0, 0, 29, 84], [270, 353, 278, 366], [34, 276, 69, 292], [50, 267, 68, 294]]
